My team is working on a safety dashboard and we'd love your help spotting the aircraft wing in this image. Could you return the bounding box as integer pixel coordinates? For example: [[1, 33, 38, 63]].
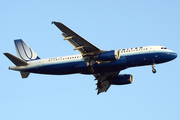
[[52, 21, 101, 55], [94, 71, 120, 95], [52, 22, 120, 95]]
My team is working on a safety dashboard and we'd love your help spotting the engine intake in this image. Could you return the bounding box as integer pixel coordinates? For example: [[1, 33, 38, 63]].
[[95, 50, 120, 61], [110, 74, 133, 85]]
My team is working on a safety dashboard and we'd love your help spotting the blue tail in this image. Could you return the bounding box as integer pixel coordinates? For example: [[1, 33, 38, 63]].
[[14, 39, 41, 62]]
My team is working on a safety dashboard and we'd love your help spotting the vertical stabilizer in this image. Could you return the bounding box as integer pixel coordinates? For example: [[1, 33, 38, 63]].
[[14, 39, 41, 62]]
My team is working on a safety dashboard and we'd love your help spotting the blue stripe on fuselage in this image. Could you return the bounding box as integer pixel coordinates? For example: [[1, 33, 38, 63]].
[[26, 60, 82, 75], [24, 51, 175, 75]]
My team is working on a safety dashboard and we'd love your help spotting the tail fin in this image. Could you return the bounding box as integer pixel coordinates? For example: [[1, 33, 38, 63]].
[[14, 39, 41, 62]]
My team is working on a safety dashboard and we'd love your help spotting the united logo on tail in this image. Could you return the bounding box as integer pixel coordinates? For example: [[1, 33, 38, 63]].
[[14, 39, 41, 62]]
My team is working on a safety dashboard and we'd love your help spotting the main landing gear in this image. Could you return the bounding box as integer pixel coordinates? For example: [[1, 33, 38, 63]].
[[152, 63, 156, 74]]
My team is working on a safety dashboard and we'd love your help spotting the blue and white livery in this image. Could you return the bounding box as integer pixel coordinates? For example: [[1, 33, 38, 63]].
[[4, 22, 177, 94], [14, 40, 41, 62]]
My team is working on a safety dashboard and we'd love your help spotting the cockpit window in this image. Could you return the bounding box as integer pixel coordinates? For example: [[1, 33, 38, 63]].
[[161, 47, 168, 49]]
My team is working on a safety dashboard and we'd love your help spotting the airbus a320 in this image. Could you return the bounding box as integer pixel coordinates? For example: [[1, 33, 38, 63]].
[[4, 22, 177, 94]]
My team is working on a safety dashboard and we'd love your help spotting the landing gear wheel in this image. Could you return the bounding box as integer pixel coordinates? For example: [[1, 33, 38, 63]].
[[151, 62, 156, 74], [152, 69, 156, 74]]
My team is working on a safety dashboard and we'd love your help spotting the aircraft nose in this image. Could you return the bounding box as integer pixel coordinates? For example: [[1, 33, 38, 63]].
[[169, 52, 177, 60]]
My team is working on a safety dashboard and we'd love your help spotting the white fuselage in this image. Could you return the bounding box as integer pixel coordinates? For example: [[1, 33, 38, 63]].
[[9, 45, 177, 75]]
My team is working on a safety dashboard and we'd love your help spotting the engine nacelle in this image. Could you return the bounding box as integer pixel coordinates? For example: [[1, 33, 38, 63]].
[[95, 50, 120, 61], [110, 74, 133, 85]]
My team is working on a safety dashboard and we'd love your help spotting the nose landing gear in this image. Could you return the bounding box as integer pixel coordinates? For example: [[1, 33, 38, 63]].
[[152, 63, 156, 74], [152, 69, 156, 73]]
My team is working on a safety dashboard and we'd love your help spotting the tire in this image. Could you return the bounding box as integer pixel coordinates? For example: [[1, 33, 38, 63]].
[[152, 69, 156, 73]]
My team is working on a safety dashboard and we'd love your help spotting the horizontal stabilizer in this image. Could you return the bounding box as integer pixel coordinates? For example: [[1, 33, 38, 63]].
[[20, 71, 30, 78], [4, 53, 29, 66]]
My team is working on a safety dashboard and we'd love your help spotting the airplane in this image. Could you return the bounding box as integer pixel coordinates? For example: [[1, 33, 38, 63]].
[[4, 21, 177, 94]]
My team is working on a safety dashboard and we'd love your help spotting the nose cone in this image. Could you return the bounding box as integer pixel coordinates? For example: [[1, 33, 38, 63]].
[[169, 52, 177, 60]]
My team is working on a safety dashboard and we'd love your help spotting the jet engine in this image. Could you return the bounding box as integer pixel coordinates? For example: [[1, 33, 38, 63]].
[[95, 50, 120, 61], [110, 74, 133, 85]]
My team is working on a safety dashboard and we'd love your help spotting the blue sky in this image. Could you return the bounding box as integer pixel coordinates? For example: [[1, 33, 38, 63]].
[[0, 0, 180, 120]]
